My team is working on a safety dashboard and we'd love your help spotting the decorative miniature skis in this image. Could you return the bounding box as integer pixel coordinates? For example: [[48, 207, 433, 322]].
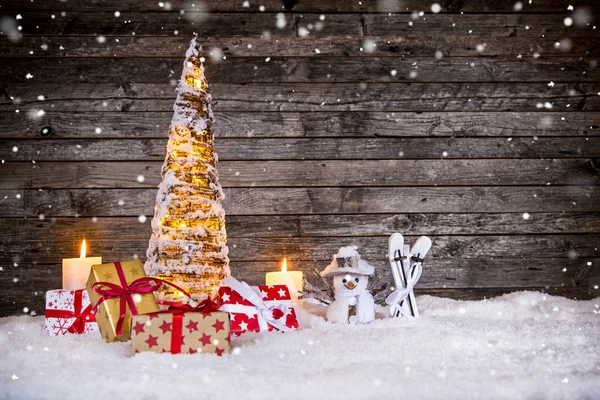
[[386, 234, 431, 318]]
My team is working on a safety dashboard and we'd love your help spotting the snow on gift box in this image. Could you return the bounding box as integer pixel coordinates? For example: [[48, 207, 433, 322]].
[[217, 276, 299, 335]]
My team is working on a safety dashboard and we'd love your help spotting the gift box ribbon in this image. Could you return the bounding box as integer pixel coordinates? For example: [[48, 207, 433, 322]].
[[91, 261, 188, 336], [148, 298, 222, 354], [219, 276, 292, 332], [44, 289, 96, 334]]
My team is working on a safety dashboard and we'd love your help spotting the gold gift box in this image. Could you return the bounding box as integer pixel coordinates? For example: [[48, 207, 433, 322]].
[[86, 259, 160, 342]]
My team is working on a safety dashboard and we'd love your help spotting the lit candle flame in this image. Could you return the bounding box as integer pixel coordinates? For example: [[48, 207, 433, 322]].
[[80, 239, 87, 258], [281, 258, 287, 273]]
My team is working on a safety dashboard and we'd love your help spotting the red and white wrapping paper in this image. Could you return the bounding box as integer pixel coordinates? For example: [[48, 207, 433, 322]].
[[217, 277, 299, 335], [44, 289, 99, 336]]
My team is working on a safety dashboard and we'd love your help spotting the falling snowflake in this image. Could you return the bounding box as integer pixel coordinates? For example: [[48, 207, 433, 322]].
[[298, 26, 309, 37], [362, 39, 376, 53], [276, 13, 286, 29]]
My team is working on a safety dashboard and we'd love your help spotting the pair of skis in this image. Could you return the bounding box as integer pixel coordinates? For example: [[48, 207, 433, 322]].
[[386, 233, 432, 318]]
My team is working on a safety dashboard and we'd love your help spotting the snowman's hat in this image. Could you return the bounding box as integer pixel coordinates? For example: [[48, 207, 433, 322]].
[[320, 246, 375, 277]]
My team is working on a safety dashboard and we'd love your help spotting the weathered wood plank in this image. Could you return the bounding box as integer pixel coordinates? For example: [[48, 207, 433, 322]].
[[3, 213, 600, 240], [13, 12, 347, 36], [2, 138, 599, 162], [2, 57, 598, 83], [1, 159, 599, 189], [2, 235, 599, 264], [3, 36, 598, 58], [0, 187, 597, 217], [3, 111, 599, 139], [1, 0, 595, 13], [3, 83, 599, 112], [364, 13, 599, 37], [2, 259, 597, 294], [12, 13, 597, 37], [12, 12, 357, 36], [3, 283, 598, 318]]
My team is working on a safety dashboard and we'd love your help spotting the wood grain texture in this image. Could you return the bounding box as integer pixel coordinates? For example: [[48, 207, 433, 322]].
[[1, 0, 596, 13], [12, 13, 597, 37], [1, 0, 599, 315], [2, 234, 599, 263], [364, 14, 598, 37], [3, 83, 599, 112], [3, 213, 600, 239], [2, 111, 599, 138], [2, 57, 598, 83], [1, 159, 599, 189], [3, 36, 599, 58], [2, 138, 599, 161], [2, 258, 598, 292], [0, 187, 597, 217]]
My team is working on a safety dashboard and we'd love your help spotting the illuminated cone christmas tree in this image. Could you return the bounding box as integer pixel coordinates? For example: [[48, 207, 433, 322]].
[[145, 35, 230, 301]]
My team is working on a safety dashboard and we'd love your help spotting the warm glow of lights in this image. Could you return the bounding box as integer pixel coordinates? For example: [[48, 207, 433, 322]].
[[80, 239, 87, 258], [147, 37, 229, 301], [281, 258, 288, 273]]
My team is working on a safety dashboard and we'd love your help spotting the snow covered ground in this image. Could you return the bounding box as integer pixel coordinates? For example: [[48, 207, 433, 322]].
[[1, 291, 599, 400]]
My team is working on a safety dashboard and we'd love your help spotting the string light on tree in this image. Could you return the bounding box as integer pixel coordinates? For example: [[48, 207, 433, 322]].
[[144, 34, 230, 302]]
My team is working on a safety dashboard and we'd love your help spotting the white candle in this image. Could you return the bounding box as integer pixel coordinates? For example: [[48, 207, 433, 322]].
[[62, 239, 102, 290], [265, 258, 303, 302]]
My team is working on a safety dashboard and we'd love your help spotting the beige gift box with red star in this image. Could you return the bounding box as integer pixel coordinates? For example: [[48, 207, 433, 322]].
[[130, 310, 231, 355]]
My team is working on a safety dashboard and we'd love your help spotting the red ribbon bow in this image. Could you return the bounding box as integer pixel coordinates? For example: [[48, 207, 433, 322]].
[[91, 262, 163, 337], [45, 289, 96, 334], [159, 297, 221, 313]]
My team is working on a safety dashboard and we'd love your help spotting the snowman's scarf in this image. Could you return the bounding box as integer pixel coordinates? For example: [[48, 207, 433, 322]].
[[335, 287, 366, 297]]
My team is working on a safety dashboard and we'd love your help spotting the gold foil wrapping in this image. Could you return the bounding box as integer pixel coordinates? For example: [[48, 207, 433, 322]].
[[86, 259, 160, 342]]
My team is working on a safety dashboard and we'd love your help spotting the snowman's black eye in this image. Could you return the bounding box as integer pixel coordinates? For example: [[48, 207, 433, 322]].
[[354, 278, 359, 283], [342, 278, 347, 283]]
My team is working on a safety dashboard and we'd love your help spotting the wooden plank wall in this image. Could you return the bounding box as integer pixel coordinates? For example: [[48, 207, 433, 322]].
[[1, 0, 599, 316]]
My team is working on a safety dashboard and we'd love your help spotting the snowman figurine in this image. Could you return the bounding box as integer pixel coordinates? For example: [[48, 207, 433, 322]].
[[321, 247, 375, 324]]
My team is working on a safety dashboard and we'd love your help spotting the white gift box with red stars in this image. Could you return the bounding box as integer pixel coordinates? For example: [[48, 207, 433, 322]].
[[217, 284, 299, 335]]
